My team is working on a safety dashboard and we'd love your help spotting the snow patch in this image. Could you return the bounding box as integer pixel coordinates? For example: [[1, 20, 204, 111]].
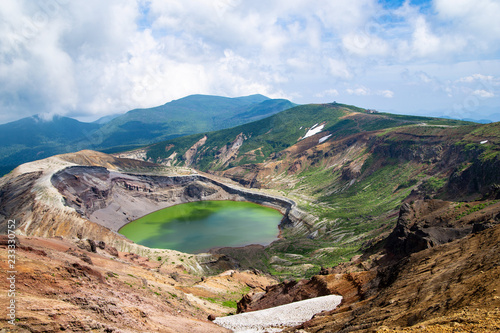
[[303, 124, 324, 139], [480, 140, 488, 144], [319, 134, 332, 144], [214, 295, 342, 332]]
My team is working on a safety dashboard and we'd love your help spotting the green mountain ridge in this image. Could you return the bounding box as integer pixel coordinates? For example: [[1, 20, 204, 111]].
[[145, 103, 474, 171], [0, 94, 296, 175], [97, 95, 294, 149]]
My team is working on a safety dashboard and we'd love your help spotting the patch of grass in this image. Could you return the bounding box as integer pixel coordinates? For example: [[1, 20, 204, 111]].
[[201, 297, 218, 304], [222, 300, 238, 309], [456, 200, 499, 220], [420, 176, 447, 193]]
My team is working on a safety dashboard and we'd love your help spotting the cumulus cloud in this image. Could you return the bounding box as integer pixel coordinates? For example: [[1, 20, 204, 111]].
[[472, 90, 495, 98], [457, 74, 495, 83], [0, 0, 498, 124], [346, 87, 369, 96]]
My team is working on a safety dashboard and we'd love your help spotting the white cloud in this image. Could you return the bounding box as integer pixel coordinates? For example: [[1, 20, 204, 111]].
[[434, 0, 500, 54], [327, 59, 352, 79], [379, 90, 394, 98], [346, 87, 369, 96], [0, 0, 499, 124], [472, 90, 495, 98], [435, 0, 500, 36], [457, 74, 494, 83], [342, 33, 389, 57], [411, 17, 441, 57]]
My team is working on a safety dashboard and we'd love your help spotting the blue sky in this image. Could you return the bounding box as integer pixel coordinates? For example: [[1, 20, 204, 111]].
[[0, 0, 499, 124]]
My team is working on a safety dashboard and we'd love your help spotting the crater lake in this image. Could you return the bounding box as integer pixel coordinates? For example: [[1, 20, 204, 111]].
[[119, 200, 283, 253]]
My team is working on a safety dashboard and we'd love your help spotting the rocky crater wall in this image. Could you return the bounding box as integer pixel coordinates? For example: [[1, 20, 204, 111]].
[[51, 166, 304, 234]]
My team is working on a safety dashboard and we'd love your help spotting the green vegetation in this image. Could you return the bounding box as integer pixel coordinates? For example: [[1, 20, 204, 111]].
[[200, 286, 248, 309], [420, 176, 447, 193], [137, 103, 491, 279], [222, 300, 238, 309], [146, 103, 474, 172], [456, 200, 499, 220], [200, 296, 238, 309], [254, 161, 419, 278]]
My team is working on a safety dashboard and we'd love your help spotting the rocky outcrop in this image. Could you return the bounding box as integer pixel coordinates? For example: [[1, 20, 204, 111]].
[[0, 235, 238, 333], [385, 199, 500, 258], [290, 223, 500, 332], [183, 135, 208, 167], [237, 271, 377, 314], [237, 198, 500, 332], [213, 133, 246, 168], [447, 152, 500, 199]]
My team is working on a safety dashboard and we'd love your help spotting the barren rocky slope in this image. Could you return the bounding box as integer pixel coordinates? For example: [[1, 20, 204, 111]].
[[0, 235, 276, 332], [234, 198, 500, 332], [291, 225, 500, 332]]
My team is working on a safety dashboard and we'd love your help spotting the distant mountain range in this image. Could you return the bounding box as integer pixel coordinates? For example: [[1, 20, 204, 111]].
[[0, 94, 295, 175]]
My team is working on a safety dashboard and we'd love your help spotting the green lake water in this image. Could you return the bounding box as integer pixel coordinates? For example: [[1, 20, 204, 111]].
[[118, 200, 283, 253]]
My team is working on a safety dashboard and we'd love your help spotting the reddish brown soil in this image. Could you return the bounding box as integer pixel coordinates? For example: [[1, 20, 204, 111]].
[[0, 236, 276, 332]]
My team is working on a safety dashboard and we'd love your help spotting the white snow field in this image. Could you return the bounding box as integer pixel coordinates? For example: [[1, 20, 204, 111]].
[[213, 294, 343, 332], [303, 123, 325, 139], [319, 134, 332, 144]]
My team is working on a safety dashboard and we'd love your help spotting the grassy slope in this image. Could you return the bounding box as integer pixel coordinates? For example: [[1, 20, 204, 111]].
[[278, 124, 500, 278], [147, 103, 467, 169], [144, 103, 493, 279]]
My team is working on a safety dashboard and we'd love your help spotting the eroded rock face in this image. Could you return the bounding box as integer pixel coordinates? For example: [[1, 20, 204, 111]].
[[0, 171, 40, 234], [290, 224, 500, 333], [384, 199, 500, 258]]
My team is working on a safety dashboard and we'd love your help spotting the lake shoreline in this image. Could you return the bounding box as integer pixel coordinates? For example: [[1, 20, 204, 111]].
[[119, 200, 284, 253]]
